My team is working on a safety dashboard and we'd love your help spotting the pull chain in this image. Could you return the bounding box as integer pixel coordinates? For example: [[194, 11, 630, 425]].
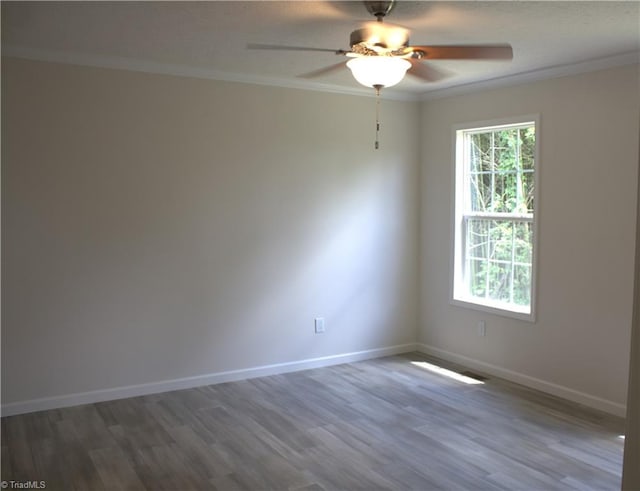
[[374, 84, 382, 150]]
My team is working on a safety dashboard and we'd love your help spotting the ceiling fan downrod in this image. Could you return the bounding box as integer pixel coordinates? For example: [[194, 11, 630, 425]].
[[364, 0, 396, 21]]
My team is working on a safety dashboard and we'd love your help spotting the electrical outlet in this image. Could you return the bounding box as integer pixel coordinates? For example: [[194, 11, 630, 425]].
[[477, 320, 486, 337], [315, 318, 325, 334]]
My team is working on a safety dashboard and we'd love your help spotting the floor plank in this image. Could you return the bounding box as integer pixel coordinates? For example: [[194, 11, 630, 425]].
[[1, 353, 626, 490]]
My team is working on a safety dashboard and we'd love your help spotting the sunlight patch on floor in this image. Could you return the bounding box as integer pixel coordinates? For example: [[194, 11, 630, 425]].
[[411, 361, 485, 385]]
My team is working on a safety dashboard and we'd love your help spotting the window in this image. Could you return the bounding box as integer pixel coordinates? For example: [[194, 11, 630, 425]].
[[452, 117, 538, 320]]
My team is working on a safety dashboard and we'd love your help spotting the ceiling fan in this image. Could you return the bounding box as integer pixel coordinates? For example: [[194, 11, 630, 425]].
[[248, 0, 513, 90]]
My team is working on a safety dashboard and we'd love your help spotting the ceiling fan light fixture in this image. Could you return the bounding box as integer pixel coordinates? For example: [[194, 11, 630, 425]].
[[346, 56, 410, 88]]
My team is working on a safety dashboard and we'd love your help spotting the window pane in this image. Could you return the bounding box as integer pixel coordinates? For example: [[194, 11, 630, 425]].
[[490, 220, 513, 262], [487, 261, 512, 303], [523, 170, 535, 213], [467, 219, 490, 300], [494, 171, 519, 213], [464, 217, 533, 307], [513, 264, 532, 306], [470, 133, 493, 173], [470, 172, 492, 212], [514, 221, 532, 264], [468, 127, 536, 214], [468, 259, 487, 298], [493, 171, 505, 212], [521, 127, 535, 171], [467, 218, 489, 259], [494, 129, 518, 175]]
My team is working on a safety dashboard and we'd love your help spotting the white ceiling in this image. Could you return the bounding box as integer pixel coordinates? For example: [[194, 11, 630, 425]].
[[2, 1, 639, 98]]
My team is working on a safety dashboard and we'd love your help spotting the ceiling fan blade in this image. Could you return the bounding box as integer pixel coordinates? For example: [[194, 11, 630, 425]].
[[298, 62, 347, 79], [407, 59, 450, 82], [407, 44, 513, 60], [247, 43, 349, 55]]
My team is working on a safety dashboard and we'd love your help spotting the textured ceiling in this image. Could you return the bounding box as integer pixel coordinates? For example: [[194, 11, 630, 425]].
[[2, 1, 639, 96]]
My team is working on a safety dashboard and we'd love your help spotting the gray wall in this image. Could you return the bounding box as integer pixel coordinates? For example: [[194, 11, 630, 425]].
[[2, 56, 639, 425], [622, 124, 640, 489], [1, 57, 420, 405], [420, 65, 640, 414]]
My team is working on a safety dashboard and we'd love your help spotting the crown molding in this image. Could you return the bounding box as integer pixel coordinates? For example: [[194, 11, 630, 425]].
[[418, 51, 640, 101], [3, 45, 637, 103], [1, 45, 419, 102]]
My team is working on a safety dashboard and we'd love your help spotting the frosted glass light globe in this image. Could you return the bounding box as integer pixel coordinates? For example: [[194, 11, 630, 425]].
[[346, 56, 411, 88]]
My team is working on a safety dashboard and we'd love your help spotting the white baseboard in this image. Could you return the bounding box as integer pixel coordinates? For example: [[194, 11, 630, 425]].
[[3, 342, 625, 418], [1, 343, 418, 417], [416, 343, 627, 417]]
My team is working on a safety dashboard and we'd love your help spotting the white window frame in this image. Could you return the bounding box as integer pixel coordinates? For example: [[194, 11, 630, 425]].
[[451, 115, 540, 322]]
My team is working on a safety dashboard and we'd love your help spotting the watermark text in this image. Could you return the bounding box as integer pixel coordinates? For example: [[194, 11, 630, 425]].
[[1, 481, 46, 489]]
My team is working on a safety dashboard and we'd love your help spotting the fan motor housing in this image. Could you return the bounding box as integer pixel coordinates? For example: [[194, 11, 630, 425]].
[[364, 1, 396, 19], [350, 24, 410, 52]]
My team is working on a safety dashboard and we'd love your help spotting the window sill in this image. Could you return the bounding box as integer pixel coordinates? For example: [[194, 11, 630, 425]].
[[451, 296, 536, 323]]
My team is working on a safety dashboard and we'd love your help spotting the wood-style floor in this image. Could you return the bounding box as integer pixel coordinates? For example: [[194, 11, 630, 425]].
[[1, 353, 626, 490]]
